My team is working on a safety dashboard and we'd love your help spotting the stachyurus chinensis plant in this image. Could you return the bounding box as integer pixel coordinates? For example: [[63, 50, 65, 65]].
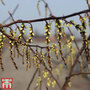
[[0, 0, 90, 90]]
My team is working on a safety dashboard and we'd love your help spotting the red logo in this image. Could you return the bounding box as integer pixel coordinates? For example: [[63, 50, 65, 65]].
[[1, 78, 13, 89]]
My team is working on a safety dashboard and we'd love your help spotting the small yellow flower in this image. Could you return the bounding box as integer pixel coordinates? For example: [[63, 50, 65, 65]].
[[3, 35, 5, 38], [67, 40, 72, 48], [83, 17, 86, 21], [28, 27, 32, 30], [36, 76, 41, 86], [55, 23, 58, 26], [70, 35, 74, 41], [68, 81, 72, 88], [66, 24, 69, 27], [22, 30, 25, 34], [42, 71, 49, 78], [47, 78, 51, 86], [59, 20, 62, 23], [52, 80, 56, 88], [70, 24, 72, 27]]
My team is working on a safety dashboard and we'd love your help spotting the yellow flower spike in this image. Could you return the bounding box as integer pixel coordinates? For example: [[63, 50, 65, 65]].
[[52, 81, 56, 88], [47, 78, 51, 86]]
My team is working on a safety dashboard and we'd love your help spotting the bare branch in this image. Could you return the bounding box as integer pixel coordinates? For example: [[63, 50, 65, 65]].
[[0, 9, 90, 28], [2, 4, 19, 24]]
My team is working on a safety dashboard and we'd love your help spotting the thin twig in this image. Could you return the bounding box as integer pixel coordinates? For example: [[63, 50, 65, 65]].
[[27, 69, 38, 90], [2, 4, 19, 24], [42, 0, 54, 16]]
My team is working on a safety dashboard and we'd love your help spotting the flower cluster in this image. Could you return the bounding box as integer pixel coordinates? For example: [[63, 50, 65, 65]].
[[55, 19, 66, 65], [44, 23, 51, 44], [18, 23, 26, 41], [47, 77, 51, 86], [32, 48, 40, 68], [25, 47, 31, 71], [0, 33, 5, 48], [55, 20, 64, 40], [27, 26, 34, 43], [51, 43, 58, 60], [40, 49, 46, 68], [36, 76, 42, 86], [0, 30, 5, 71], [69, 18, 89, 63], [52, 80, 56, 88], [47, 78, 56, 88], [42, 71, 49, 78], [20, 23, 26, 35], [67, 40, 72, 48], [9, 40, 18, 69], [44, 22, 52, 70]]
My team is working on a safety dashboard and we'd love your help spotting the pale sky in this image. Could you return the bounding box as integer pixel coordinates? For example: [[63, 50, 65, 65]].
[[0, 0, 89, 36]]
